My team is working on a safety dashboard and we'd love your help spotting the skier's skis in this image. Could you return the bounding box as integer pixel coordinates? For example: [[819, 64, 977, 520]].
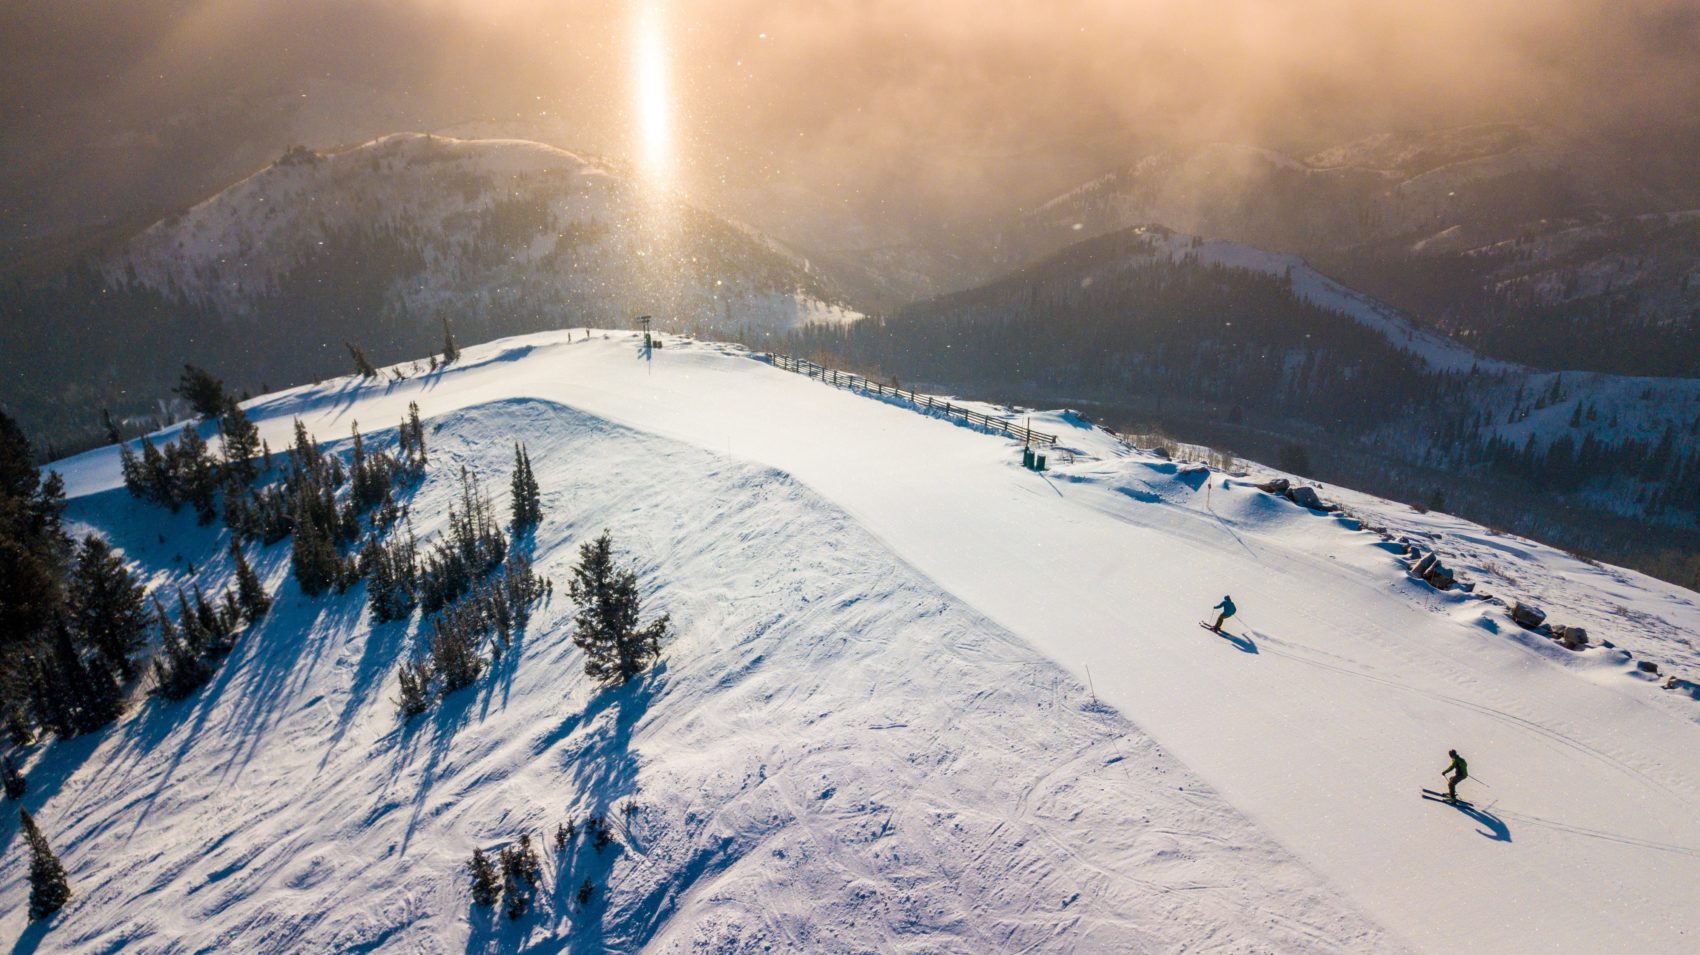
[[1420, 789, 1472, 807]]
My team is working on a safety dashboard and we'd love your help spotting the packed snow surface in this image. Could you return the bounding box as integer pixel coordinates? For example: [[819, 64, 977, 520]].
[[16, 331, 1700, 952]]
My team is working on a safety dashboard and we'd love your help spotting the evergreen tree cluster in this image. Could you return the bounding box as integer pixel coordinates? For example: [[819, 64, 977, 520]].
[[120, 367, 262, 524], [2, 753, 25, 799], [420, 469, 509, 613], [0, 411, 163, 743], [568, 531, 671, 685], [395, 552, 549, 716], [466, 811, 620, 918], [360, 520, 421, 625], [510, 442, 542, 533], [119, 426, 221, 523], [253, 415, 423, 597], [121, 383, 429, 602], [149, 545, 269, 702], [499, 834, 543, 919], [466, 846, 501, 907]]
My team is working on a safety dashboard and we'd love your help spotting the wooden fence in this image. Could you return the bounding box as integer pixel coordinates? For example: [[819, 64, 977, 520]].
[[764, 354, 1058, 447]]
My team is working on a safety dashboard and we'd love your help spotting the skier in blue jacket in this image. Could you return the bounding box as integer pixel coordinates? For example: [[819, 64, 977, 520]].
[[1210, 595, 1236, 632]]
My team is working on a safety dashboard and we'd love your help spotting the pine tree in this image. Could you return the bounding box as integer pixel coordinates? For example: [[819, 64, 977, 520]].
[[441, 319, 460, 364], [419, 469, 507, 612], [466, 847, 501, 906], [504, 872, 528, 919], [406, 397, 425, 465], [176, 588, 208, 657], [2, 754, 25, 799], [429, 616, 485, 693], [406, 402, 427, 466], [568, 532, 670, 684], [19, 809, 70, 920], [173, 364, 229, 419], [138, 435, 171, 504], [345, 340, 379, 378], [219, 400, 261, 485], [291, 515, 340, 597], [152, 595, 211, 701], [554, 820, 574, 851], [394, 659, 432, 718], [101, 408, 122, 445], [509, 834, 541, 888], [43, 624, 121, 736], [577, 878, 594, 907], [498, 837, 540, 919], [509, 442, 542, 532], [192, 584, 226, 650], [119, 441, 142, 496], [172, 426, 219, 523], [69, 536, 150, 681], [230, 540, 272, 622]]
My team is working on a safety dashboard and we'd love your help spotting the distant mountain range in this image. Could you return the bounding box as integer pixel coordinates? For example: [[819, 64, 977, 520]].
[[4, 124, 1698, 568], [977, 123, 1700, 376], [793, 224, 1700, 570], [1, 135, 858, 446]]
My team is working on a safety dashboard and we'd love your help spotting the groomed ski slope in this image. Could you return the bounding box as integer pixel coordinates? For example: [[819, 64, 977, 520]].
[[31, 330, 1700, 952]]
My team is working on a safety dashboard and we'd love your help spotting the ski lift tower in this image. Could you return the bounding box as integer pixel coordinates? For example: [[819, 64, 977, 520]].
[[637, 315, 653, 354]]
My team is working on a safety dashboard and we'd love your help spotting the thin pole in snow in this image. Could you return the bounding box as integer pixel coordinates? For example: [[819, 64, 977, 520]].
[[1085, 664, 1097, 702]]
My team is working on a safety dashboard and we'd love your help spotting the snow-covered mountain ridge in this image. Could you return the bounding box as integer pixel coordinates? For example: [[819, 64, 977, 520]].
[[10, 331, 1700, 952], [994, 123, 1700, 379], [106, 134, 860, 334]]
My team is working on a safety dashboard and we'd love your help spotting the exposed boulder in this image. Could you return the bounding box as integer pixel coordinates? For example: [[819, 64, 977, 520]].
[[1411, 552, 1438, 578], [1287, 485, 1333, 511], [1510, 601, 1546, 629], [1554, 625, 1589, 650], [1664, 676, 1699, 698], [1257, 478, 1291, 494], [1637, 660, 1660, 675], [1423, 562, 1456, 590]]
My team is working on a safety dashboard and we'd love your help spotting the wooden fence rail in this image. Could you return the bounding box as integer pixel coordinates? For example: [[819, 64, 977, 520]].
[[763, 354, 1058, 447]]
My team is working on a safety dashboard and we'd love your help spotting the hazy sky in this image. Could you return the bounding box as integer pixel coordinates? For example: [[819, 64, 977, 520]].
[[3, 0, 1697, 254]]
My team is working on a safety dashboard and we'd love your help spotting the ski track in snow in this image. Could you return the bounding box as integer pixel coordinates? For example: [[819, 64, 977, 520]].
[[16, 329, 1700, 953]]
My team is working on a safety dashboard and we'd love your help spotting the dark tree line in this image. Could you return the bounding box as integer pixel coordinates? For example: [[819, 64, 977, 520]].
[[1, 411, 146, 744], [792, 241, 1438, 435], [781, 228, 1700, 571]]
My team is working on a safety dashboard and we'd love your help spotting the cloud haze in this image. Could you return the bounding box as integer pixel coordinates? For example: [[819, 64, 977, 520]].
[[3, 0, 1697, 257]]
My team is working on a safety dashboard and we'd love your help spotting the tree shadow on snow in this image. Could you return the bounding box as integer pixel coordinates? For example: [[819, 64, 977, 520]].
[[7, 915, 54, 955], [556, 670, 664, 955], [454, 670, 661, 955], [395, 683, 481, 857], [222, 595, 367, 782], [319, 610, 417, 773]]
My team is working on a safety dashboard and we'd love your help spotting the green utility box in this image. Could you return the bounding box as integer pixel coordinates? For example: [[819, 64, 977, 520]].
[[1022, 448, 1035, 469]]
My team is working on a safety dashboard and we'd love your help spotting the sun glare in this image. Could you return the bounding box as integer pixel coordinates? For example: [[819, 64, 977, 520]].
[[634, 0, 672, 186]]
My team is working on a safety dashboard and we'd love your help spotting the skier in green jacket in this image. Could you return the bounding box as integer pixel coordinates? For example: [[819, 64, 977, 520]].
[[1210, 595, 1236, 632], [1442, 750, 1469, 802]]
